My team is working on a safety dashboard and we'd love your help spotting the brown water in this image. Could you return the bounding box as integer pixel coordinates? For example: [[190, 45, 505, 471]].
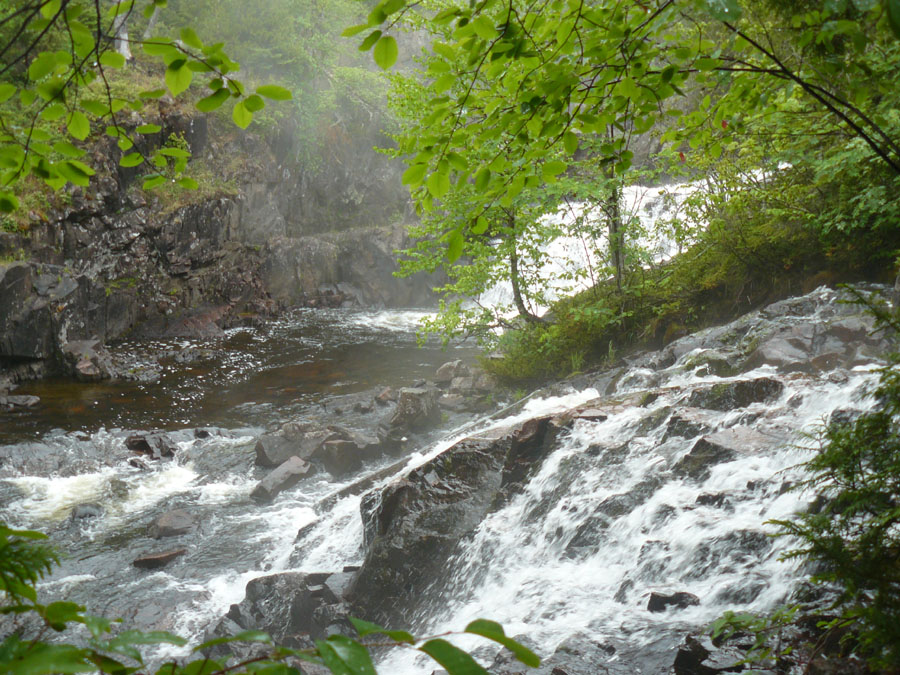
[[2, 308, 480, 442]]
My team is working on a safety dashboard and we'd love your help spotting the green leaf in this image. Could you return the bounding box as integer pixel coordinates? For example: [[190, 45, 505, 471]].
[[446, 229, 464, 262], [474, 168, 491, 191], [158, 147, 190, 158], [43, 601, 85, 630], [80, 99, 108, 116], [0, 191, 19, 213], [427, 170, 450, 198], [244, 94, 265, 113], [196, 88, 230, 112], [348, 618, 415, 644], [28, 52, 59, 81], [0, 83, 16, 102], [7, 643, 94, 674], [41, 103, 67, 121], [180, 27, 203, 49], [53, 142, 85, 158], [66, 111, 91, 141], [165, 62, 192, 96], [542, 160, 567, 179], [464, 620, 540, 667], [418, 638, 489, 675], [256, 85, 292, 101], [888, 0, 900, 38], [232, 100, 253, 129], [193, 630, 272, 652], [373, 36, 399, 69], [315, 636, 377, 675], [139, 88, 167, 99], [119, 153, 144, 168], [136, 124, 161, 134], [563, 131, 579, 155], [142, 174, 167, 190], [359, 30, 382, 52], [342, 23, 370, 37], [99, 51, 126, 69], [402, 163, 428, 186]]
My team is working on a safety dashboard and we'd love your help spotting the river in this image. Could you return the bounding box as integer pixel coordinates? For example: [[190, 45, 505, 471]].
[[0, 287, 890, 673]]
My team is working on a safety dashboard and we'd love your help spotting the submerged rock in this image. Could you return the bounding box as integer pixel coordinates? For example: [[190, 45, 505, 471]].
[[150, 509, 196, 538], [126, 433, 177, 459]]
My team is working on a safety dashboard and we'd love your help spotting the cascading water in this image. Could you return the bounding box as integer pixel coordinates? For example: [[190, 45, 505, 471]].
[[0, 286, 890, 673], [478, 181, 703, 318]]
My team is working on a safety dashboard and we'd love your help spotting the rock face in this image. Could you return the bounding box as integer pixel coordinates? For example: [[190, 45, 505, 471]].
[[0, 109, 439, 385]]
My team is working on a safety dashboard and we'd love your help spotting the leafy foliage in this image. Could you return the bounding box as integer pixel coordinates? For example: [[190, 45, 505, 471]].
[[0, 523, 539, 675], [0, 0, 292, 212]]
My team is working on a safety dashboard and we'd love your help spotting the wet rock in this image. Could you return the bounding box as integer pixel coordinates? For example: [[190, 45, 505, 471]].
[[685, 377, 784, 411], [125, 432, 178, 459], [388, 387, 440, 431], [435, 360, 469, 384], [1, 394, 41, 410], [251, 455, 312, 503], [150, 509, 196, 538], [647, 591, 700, 612], [204, 572, 352, 658], [348, 417, 558, 625], [314, 440, 363, 477], [374, 387, 396, 405], [662, 407, 717, 441], [438, 393, 468, 411], [491, 634, 622, 675], [673, 427, 777, 482], [255, 424, 335, 467], [133, 548, 186, 569], [63, 340, 115, 381], [449, 376, 475, 395], [70, 503, 103, 520]]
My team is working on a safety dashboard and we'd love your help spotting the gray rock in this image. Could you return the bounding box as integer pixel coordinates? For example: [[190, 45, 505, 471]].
[[673, 427, 775, 482], [685, 377, 784, 411], [250, 456, 312, 503], [150, 509, 196, 538], [647, 591, 700, 612], [662, 407, 717, 441], [71, 503, 103, 520], [388, 387, 440, 431], [2, 394, 40, 409], [126, 433, 178, 459], [133, 548, 186, 569], [435, 360, 469, 384], [314, 440, 363, 477]]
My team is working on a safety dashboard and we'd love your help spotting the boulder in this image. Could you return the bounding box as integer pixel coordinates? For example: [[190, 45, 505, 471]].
[[647, 591, 700, 612], [150, 509, 196, 538], [347, 417, 559, 625], [133, 548, 186, 569], [250, 456, 312, 503], [435, 360, 469, 384], [70, 503, 103, 520], [125, 433, 178, 459], [255, 424, 335, 467], [673, 427, 776, 482], [63, 340, 115, 381], [314, 440, 363, 477], [685, 377, 784, 412], [203, 572, 353, 659], [388, 387, 440, 431]]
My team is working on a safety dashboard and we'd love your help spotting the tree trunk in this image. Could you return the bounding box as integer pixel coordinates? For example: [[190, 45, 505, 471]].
[[509, 246, 542, 323], [142, 6, 161, 39], [111, 1, 132, 61], [604, 160, 624, 291]]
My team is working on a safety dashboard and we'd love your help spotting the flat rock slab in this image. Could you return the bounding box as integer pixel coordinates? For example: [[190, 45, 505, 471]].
[[251, 455, 312, 503], [133, 548, 186, 569], [685, 377, 784, 412]]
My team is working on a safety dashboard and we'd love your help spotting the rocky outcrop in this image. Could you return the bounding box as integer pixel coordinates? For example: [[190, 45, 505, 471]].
[[1, 107, 438, 385], [346, 416, 563, 625]]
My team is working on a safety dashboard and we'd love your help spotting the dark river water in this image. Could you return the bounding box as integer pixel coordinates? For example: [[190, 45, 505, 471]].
[[2, 308, 480, 442]]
